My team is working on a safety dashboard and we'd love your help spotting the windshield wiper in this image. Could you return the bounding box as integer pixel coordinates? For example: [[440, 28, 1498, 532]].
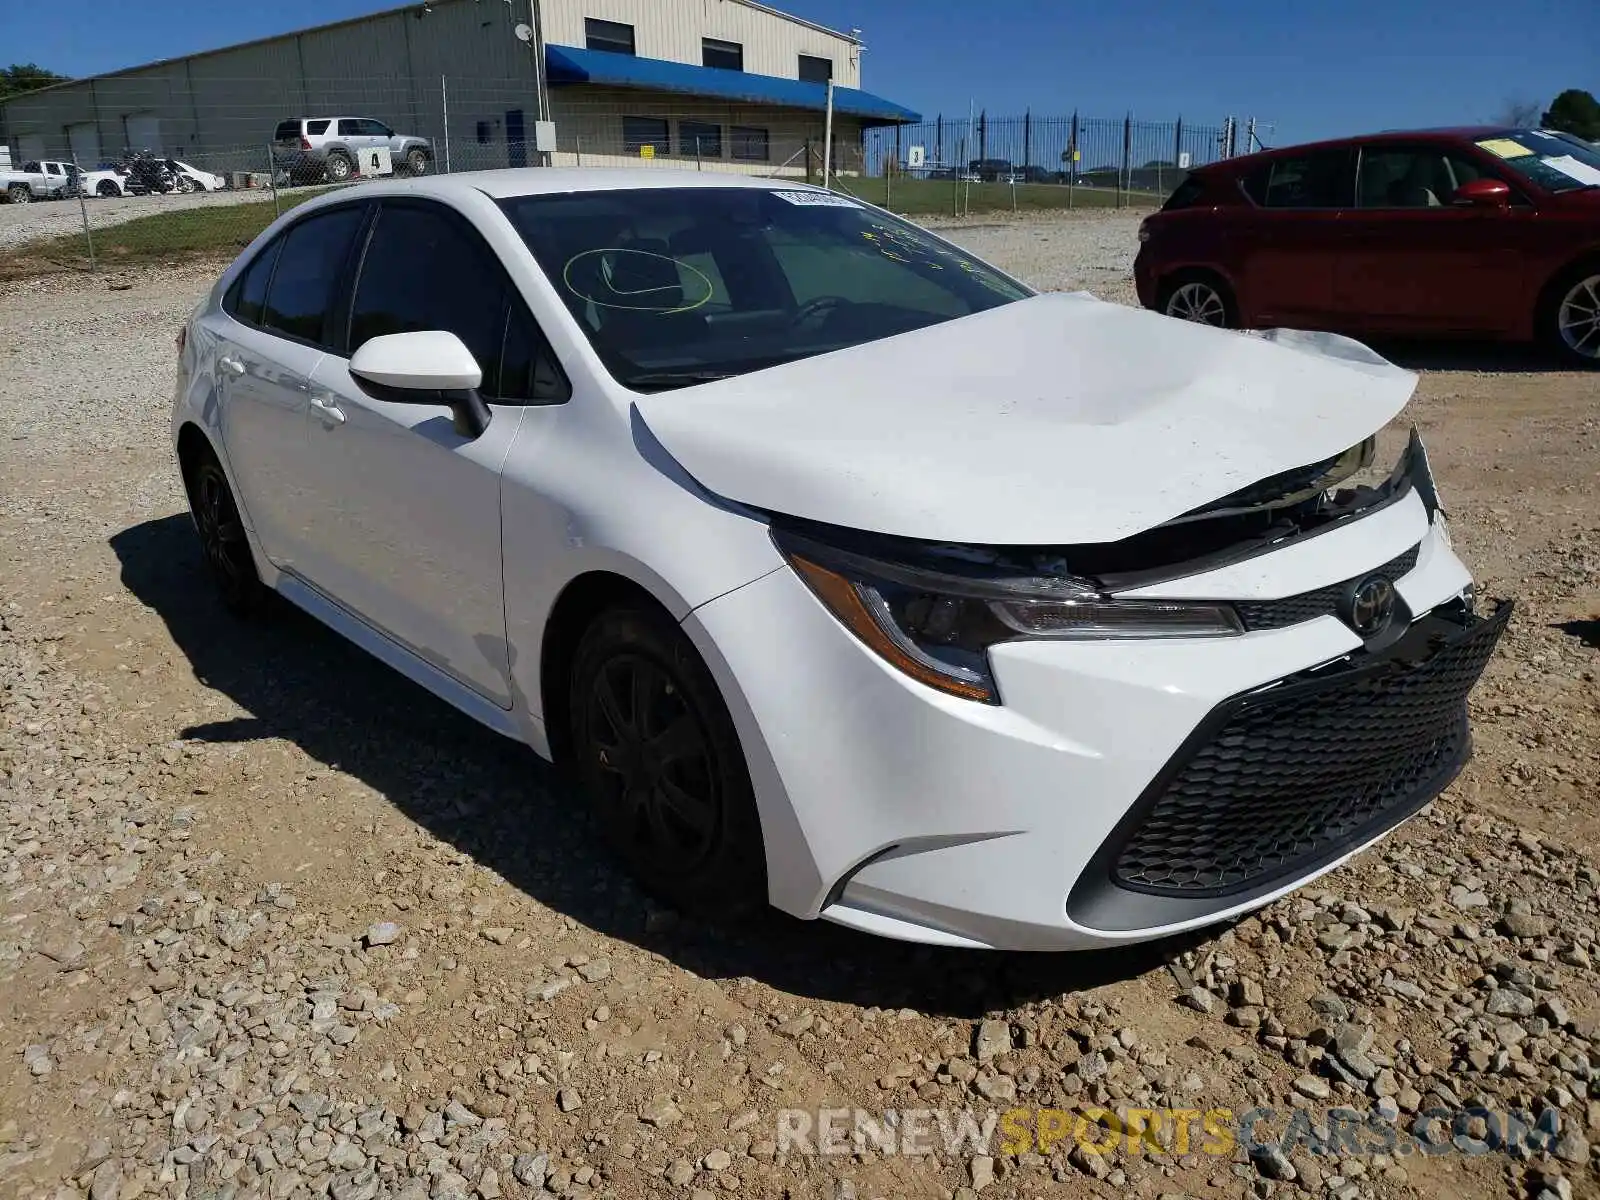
[[620, 369, 739, 392]]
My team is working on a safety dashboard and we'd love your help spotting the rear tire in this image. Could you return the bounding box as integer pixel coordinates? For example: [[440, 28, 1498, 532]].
[[96, 180, 118, 197], [185, 446, 266, 617], [7, 184, 30, 205], [1157, 271, 1236, 328], [325, 153, 354, 183], [1542, 260, 1600, 367], [568, 604, 766, 918]]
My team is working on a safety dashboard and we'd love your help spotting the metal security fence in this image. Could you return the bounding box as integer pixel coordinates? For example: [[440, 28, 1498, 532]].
[[856, 112, 1238, 214], [0, 74, 1257, 273]]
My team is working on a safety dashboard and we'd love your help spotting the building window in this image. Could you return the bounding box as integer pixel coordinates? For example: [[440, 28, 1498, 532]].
[[622, 116, 670, 156], [476, 121, 492, 145], [731, 126, 769, 162], [702, 37, 744, 71], [585, 18, 636, 54], [680, 120, 722, 158], [798, 54, 832, 84]]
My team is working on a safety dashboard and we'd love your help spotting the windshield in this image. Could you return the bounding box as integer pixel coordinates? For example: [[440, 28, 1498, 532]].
[[1475, 130, 1600, 192], [498, 187, 1031, 391]]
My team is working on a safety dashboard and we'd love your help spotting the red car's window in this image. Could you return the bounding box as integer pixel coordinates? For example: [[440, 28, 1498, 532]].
[[1244, 149, 1353, 208], [1356, 148, 1491, 208]]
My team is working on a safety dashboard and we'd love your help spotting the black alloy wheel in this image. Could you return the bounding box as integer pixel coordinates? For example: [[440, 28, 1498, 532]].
[[190, 454, 264, 615], [569, 605, 765, 915]]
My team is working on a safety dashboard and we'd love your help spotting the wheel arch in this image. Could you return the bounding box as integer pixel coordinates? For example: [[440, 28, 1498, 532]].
[[537, 570, 682, 769]]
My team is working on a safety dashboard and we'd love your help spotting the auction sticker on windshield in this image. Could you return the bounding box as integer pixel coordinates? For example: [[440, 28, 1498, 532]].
[[771, 191, 860, 207], [1476, 138, 1533, 158]]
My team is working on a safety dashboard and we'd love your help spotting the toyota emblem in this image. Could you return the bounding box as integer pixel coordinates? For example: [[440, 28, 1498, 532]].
[[1346, 576, 1397, 636]]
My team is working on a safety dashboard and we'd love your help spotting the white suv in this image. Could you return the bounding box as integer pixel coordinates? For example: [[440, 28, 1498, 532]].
[[272, 117, 433, 184]]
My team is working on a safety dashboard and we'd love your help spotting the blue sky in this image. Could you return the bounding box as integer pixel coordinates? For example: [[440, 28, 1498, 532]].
[[7, 0, 1597, 144]]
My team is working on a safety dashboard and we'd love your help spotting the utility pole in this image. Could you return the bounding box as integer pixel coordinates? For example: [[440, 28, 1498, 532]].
[[822, 79, 835, 189]]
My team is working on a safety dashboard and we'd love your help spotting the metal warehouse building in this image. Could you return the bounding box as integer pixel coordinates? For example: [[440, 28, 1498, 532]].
[[0, 0, 919, 177]]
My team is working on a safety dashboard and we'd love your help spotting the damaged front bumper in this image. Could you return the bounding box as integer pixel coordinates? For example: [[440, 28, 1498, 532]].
[[685, 437, 1505, 951]]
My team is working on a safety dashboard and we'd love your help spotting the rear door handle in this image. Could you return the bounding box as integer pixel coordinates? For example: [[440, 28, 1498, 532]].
[[218, 355, 246, 376], [310, 395, 346, 426]]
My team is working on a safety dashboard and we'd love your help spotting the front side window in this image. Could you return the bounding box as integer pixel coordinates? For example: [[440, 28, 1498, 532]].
[[679, 120, 721, 158], [1357, 147, 1491, 208], [259, 206, 365, 346], [499, 187, 1031, 390], [585, 18, 635, 54], [798, 54, 832, 84], [1248, 149, 1353, 208], [702, 37, 743, 71], [349, 203, 564, 403], [1473, 130, 1600, 193], [623, 116, 669, 155]]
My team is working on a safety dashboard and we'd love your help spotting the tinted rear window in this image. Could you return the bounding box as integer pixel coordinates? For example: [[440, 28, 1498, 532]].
[[1245, 149, 1353, 208], [1161, 175, 1207, 210], [261, 206, 365, 347], [274, 121, 300, 141], [307, 120, 331, 136], [227, 238, 283, 326]]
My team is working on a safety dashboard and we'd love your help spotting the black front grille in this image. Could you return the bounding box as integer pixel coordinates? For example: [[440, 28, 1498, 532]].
[[1105, 601, 1510, 900], [1234, 544, 1419, 631]]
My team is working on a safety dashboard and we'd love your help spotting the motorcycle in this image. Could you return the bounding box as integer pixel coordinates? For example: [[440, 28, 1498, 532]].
[[119, 149, 178, 195]]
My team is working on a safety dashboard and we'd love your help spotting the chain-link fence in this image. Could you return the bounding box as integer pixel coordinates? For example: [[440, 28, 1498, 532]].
[[0, 72, 1253, 274]]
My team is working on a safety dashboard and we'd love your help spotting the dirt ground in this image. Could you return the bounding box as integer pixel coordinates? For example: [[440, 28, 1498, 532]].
[[1, 210, 1597, 1200]]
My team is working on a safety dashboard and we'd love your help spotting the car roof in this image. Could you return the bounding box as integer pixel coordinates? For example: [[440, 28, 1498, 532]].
[[337, 168, 831, 202], [1203, 126, 1518, 171]]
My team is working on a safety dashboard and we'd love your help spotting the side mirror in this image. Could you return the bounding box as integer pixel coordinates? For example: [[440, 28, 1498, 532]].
[[1452, 178, 1511, 209], [349, 330, 492, 437]]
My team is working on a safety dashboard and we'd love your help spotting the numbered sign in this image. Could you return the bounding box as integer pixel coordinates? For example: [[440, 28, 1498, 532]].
[[362, 146, 394, 176], [907, 145, 926, 168]]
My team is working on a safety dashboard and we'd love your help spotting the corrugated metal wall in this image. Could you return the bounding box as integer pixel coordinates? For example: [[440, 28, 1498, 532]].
[[0, 0, 865, 168]]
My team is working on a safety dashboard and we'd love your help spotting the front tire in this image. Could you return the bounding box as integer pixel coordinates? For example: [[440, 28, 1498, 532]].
[[1158, 271, 1236, 328], [1545, 263, 1600, 367], [176, 175, 196, 194], [404, 148, 429, 177], [568, 604, 765, 917], [186, 448, 266, 616]]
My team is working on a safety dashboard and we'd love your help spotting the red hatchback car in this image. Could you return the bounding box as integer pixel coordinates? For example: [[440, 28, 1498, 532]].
[[1133, 127, 1600, 365]]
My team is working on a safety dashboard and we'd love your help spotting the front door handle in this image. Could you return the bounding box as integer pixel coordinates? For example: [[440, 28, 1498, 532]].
[[218, 355, 246, 376], [310, 395, 347, 426]]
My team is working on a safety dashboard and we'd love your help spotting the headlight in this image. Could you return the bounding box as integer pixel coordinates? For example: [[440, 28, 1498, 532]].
[[775, 531, 1243, 704]]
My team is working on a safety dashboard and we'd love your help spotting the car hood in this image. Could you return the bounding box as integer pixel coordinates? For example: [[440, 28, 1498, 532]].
[[632, 292, 1417, 545]]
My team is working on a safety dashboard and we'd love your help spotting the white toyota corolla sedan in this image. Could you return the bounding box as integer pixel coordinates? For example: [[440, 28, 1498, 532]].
[[172, 169, 1509, 951]]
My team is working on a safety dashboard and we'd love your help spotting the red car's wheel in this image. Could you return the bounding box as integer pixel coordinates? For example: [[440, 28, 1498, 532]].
[[1547, 263, 1600, 367], [1158, 272, 1236, 328]]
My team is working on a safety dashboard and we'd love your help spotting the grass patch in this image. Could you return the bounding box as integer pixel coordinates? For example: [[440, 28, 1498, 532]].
[[834, 177, 1164, 215], [0, 188, 332, 280]]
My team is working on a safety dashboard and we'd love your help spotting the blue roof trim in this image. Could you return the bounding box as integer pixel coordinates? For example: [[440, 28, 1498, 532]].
[[545, 45, 920, 125]]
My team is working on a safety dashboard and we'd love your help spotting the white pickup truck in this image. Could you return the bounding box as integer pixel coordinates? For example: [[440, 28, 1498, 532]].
[[0, 160, 77, 203]]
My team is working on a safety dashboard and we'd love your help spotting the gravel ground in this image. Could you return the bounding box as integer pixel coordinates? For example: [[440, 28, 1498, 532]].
[[2, 209, 1598, 1200]]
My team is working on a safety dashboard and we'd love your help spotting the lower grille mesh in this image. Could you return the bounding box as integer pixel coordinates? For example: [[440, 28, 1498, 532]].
[[1111, 603, 1509, 897]]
